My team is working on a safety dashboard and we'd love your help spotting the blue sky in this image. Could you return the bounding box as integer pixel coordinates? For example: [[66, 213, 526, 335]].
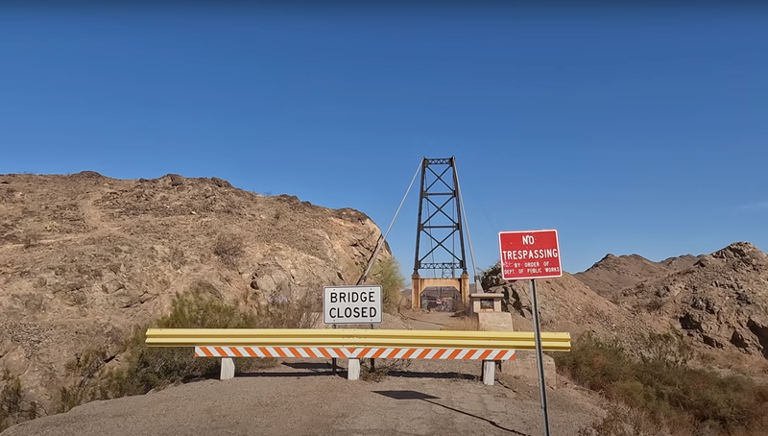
[[1, 3, 766, 275]]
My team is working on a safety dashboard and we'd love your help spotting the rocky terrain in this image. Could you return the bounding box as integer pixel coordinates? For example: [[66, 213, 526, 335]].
[[484, 241, 768, 371], [481, 266, 667, 343], [616, 242, 768, 360], [0, 172, 390, 408], [3, 170, 768, 435], [574, 252, 703, 301]]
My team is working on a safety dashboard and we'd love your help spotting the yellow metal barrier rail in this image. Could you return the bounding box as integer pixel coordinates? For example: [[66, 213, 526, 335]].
[[145, 328, 571, 352]]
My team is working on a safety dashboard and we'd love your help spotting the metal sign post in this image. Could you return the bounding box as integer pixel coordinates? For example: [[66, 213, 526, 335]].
[[497, 229, 562, 436], [331, 324, 337, 375], [323, 285, 383, 376], [530, 279, 551, 436]]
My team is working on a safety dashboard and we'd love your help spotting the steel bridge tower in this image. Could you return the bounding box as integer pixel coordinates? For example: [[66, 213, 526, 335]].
[[411, 157, 470, 309]]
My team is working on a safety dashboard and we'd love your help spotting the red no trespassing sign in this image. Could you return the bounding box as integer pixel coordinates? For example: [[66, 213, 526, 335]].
[[498, 229, 563, 281]]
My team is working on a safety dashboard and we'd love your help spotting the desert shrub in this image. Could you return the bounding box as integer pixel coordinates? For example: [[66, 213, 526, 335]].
[[252, 292, 321, 329], [57, 347, 114, 413], [360, 359, 411, 382], [100, 287, 320, 397], [212, 233, 245, 268], [107, 289, 261, 396], [49, 285, 324, 415], [557, 332, 768, 435], [0, 369, 41, 431], [368, 257, 405, 314], [577, 403, 667, 436]]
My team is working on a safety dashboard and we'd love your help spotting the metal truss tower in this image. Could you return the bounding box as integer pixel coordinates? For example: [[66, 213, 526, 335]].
[[411, 157, 470, 309]]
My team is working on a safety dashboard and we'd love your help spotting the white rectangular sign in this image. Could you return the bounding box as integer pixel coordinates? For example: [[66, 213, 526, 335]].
[[323, 285, 383, 325]]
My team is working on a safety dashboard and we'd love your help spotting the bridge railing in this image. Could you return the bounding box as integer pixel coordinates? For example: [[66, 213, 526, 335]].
[[145, 328, 571, 385]]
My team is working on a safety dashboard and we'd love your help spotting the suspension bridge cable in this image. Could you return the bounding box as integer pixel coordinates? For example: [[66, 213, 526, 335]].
[[453, 160, 480, 287], [452, 196, 456, 279], [358, 159, 423, 284]]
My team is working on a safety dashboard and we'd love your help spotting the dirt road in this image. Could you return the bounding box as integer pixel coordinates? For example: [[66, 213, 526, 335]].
[[400, 310, 457, 330], [2, 358, 601, 436]]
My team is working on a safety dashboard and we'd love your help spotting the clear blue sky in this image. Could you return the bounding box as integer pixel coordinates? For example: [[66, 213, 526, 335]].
[[1, 3, 766, 275]]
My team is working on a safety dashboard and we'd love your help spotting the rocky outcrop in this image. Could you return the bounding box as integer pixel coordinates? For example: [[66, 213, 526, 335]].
[[615, 242, 768, 358], [480, 265, 663, 343], [0, 173, 390, 408]]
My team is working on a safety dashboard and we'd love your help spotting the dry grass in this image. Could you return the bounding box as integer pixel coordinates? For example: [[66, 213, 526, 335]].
[[559, 332, 768, 436], [440, 315, 479, 331]]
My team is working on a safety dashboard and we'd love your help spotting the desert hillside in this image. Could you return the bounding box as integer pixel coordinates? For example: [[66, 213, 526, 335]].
[[483, 241, 768, 371], [574, 252, 703, 301], [481, 266, 667, 343], [611, 242, 768, 359], [3, 171, 767, 435], [0, 172, 389, 407]]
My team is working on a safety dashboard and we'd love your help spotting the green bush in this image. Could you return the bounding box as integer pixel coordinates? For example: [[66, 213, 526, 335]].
[[56, 286, 321, 413], [558, 332, 768, 435], [104, 289, 267, 397], [368, 257, 405, 314]]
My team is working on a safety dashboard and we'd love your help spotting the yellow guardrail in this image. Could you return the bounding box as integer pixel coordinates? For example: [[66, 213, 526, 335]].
[[145, 328, 571, 352]]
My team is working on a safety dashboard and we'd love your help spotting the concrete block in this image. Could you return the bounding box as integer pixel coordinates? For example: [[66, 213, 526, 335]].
[[220, 357, 235, 380], [348, 358, 360, 381], [482, 360, 495, 385], [501, 350, 557, 389], [477, 312, 514, 331]]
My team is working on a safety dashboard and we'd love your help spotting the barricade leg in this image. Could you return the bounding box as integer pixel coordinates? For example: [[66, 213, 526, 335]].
[[482, 360, 495, 386], [221, 357, 235, 380], [348, 358, 361, 381]]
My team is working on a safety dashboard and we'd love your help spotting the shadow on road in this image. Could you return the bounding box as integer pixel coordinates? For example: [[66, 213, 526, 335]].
[[238, 371, 342, 378], [384, 370, 475, 381], [239, 363, 477, 381], [372, 390, 439, 400], [282, 362, 335, 371], [373, 390, 530, 436]]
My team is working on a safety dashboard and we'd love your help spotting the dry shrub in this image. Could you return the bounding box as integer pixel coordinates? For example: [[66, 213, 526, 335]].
[[54, 285, 324, 414], [558, 332, 768, 435], [252, 292, 321, 329], [213, 233, 245, 268], [0, 369, 41, 431], [57, 348, 113, 413], [360, 359, 412, 382], [578, 403, 672, 436]]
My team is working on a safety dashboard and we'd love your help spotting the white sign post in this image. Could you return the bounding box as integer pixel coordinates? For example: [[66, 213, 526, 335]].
[[323, 285, 383, 326]]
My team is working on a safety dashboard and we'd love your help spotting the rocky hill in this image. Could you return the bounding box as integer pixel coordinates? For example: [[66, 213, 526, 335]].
[[482, 242, 768, 371], [480, 268, 667, 343], [0, 172, 389, 407], [574, 252, 702, 301], [614, 242, 768, 359]]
